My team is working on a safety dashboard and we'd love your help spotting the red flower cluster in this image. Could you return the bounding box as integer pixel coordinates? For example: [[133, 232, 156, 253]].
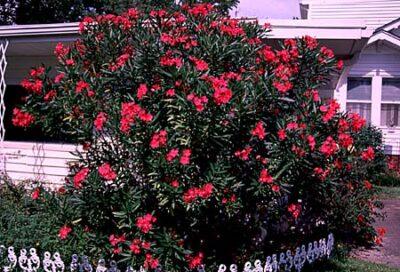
[[314, 167, 330, 181], [21, 78, 43, 94], [320, 99, 340, 123], [348, 113, 366, 132], [144, 254, 159, 269], [136, 214, 157, 233], [94, 112, 107, 131], [109, 234, 126, 247], [73, 167, 90, 188], [180, 149, 192, 165], [12, 108, 34, 127], [186, 252, 204, 270], [338, 133, 353, 148], [183, 183, 213, 203], [374, 227, 386, 246], [319, 136, 338, 157], [361, 147, 375, 161], [187, 93, 208, 112], [150, 130, 168, 149], [259, 169, 273, 184], [129, 239, 151, 255], [120, 102, 153, 133], [75, 80, 94, 96], [251, 121, 266, 140], [160, 52, 183, 68], [98, 163, 117, 180]]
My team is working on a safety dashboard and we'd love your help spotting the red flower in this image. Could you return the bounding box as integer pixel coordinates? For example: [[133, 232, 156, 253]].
[[188, 3, 213, 16], [171, 180, 179, 188], [144, 254, 159, 269], [288, 203, 301, 219], [187, 252, 204, 270], [166, 88, 175, 97], [348, 113, 366, 132], [314, 167, 330, 181], [361, 147, 375, 161], [187, 93, 208, 112], [129, 239, 141, 254], [307, 135, 316, 151], [21, 79, 43, 94], [12, 108, 34, 127], [136, 214, 157, 233], [364, 180, 373, 190], [109, 234, 126, 247], [338, 133, 353, 148], [337, 60, 344, 70], [150, 130, 168, 149], [213, 87, 232, 105], [277, 129, 286, 141], [44, 90, 57, 102], [273, 80, 293, 94], [73, 168, 90, 188], [58, 225, 72, 240], [31, 188, 40, 200], [98, 163, 117, 180], [137, 84, 148, 100], [234, 147, 252, 160], [251, 121, 266, 140], [180, 149, 192, 165], [75, 80, 90, 94], [94, 112, 107, 131], [54, 42, 69, 58], [303, 35, 318, 50], [183, 184, 213, 203], [189, 56, 209, 71], [54, 73, 65, 83], [319, 136, 338, 157], [259, 169, 273, 184], [320, 99, 340, 123], [166, 148, 179, 162]]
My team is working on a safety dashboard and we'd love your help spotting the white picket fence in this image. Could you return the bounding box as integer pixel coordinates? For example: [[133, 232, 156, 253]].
[[0, 233, 334, 272]]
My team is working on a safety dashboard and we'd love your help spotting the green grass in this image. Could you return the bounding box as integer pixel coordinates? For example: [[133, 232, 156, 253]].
[[377, 186, 400, 199], [310, 258, 400, 272]]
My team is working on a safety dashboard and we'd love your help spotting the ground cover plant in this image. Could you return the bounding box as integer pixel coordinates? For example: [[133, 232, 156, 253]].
[[11, 3, 386, 270]]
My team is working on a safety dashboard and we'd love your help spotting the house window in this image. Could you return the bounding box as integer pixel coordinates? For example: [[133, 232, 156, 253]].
[[381, 78, 400, 127], [4, 85, 55, 142], [346, 77, 372, 123]]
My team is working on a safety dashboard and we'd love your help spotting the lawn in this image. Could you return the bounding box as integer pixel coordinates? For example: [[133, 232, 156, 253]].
[[377, 186, 400, 199], [311, 258, 400, 272]]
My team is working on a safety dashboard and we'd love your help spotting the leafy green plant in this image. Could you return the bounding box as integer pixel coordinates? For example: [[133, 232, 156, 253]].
[[12, 4, 384, 270]]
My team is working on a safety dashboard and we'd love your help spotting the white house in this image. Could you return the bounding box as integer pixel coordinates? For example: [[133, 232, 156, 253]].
[[0, 0, 399, 185]]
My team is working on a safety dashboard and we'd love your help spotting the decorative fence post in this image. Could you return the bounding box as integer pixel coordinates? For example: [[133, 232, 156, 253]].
[[0, 39, 9, 177]]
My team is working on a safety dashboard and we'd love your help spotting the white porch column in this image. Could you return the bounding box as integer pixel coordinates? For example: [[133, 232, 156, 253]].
[[0, 39, 9, 176]]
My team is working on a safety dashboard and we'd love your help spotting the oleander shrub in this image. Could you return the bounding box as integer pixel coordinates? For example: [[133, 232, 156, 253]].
[[12, 4, 384, 270]]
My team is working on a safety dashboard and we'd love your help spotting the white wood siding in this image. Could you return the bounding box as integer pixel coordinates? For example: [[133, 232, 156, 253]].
[[3, 141, 79, 187], [302, 0, 400, 29]]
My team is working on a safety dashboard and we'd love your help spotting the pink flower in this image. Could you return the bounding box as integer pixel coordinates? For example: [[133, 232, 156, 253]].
[[144, 254, 159, 269], [251, 121, 266, 140], [288, 203, 301, 219], [58, 225, 72, 240], [187, 93, 208, 112], [234, 147, 252, 160], [307, 135, 316, 151], [136, 214, 157, 233], [338, 133, 353, 148], [109, 234, 126, 247], [75, 80, 89, 94], [98, 163, 117, 180], [189, 56, 209, 71]]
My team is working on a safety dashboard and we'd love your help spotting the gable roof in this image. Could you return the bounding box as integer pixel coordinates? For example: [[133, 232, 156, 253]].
[[375, 18, 400, 33]]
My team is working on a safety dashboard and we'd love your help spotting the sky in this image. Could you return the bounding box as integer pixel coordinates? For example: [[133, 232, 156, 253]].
[[229, 0, 301, 19]]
